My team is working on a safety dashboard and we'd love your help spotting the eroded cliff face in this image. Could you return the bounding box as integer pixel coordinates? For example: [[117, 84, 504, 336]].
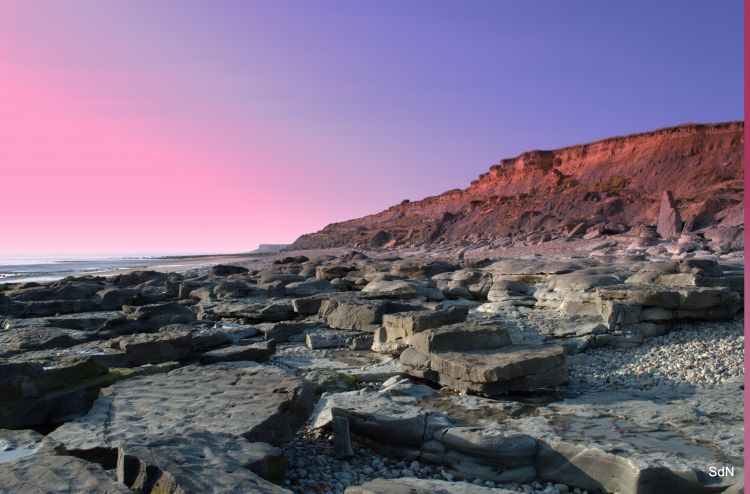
[[291, 122, 744, 249]]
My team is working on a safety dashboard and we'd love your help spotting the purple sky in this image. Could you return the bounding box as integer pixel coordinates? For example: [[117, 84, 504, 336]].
[[0, 1, 743, 254]]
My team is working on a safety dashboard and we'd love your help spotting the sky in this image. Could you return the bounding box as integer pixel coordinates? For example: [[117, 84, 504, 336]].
[[0, 1, 743, 255]]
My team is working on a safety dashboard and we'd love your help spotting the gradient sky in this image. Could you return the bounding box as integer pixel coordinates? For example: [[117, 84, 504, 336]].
[[0, 1, 743, 255]]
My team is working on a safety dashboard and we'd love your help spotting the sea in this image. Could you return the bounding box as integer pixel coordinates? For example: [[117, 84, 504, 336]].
[[0, 255, 185, 284]]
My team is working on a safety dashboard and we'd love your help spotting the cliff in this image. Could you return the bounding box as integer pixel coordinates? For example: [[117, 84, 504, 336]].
[[290, 122, 744, 249]]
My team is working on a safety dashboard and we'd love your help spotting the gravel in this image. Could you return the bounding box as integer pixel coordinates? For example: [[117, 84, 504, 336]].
[[568, 319, 744, 390], [281, 425, 582, 494]]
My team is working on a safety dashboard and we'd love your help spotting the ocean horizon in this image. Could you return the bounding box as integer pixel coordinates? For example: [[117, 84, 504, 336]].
[[0, 255, 164, 283], [0, 253, 255, 284]]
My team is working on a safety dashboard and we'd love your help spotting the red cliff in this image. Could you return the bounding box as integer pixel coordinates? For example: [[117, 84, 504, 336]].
[[291, 122, 744, 249]]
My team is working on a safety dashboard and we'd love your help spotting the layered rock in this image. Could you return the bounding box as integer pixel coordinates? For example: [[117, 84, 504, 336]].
[[400, 324, 566, 395], [317, 294, 419, 332], [373, 306, 469, 355], [290, 122, 743, 249], [313, 377, 743, 494]]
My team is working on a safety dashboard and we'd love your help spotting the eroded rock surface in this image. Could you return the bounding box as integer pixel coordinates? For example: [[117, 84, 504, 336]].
[[50, 362, 314, 449]]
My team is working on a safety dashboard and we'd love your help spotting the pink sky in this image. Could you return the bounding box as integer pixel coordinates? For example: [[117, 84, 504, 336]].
[[0, 2, 742, 255], [0, 3, 381, 255]]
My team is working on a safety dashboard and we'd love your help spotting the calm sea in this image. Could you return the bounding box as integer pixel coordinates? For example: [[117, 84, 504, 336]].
[[0, 255, 164, 284]]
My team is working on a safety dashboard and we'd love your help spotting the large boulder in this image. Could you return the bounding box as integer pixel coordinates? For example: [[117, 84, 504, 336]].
[[291, 295, 328, 316], [656, 191, 683, 239], [374, 307, 470, 355], [427, 344, 567, 395], [596, 285, 741, 342], [400, 324, 566, 396], [255, 321, 318, 342], [318, 295, 417, 332], [258, 273, 305, 285]]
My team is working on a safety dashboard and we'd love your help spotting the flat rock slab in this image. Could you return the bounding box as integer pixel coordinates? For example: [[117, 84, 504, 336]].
[[50, 362, 314, 449], [430, 344, 566, 383], [198, 341, 275, 364], [346, 478, 515, 494], [117, 431, 289, 493], [0, 452, 129, 493]]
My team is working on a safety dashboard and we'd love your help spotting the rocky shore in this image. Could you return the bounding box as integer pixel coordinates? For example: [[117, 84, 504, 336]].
[[0, 232, 744, 494]]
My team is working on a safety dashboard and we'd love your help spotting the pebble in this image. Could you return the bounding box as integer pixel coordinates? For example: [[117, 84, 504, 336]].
[[568, 320, 743, 390], [282, 425, 570, 493]]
